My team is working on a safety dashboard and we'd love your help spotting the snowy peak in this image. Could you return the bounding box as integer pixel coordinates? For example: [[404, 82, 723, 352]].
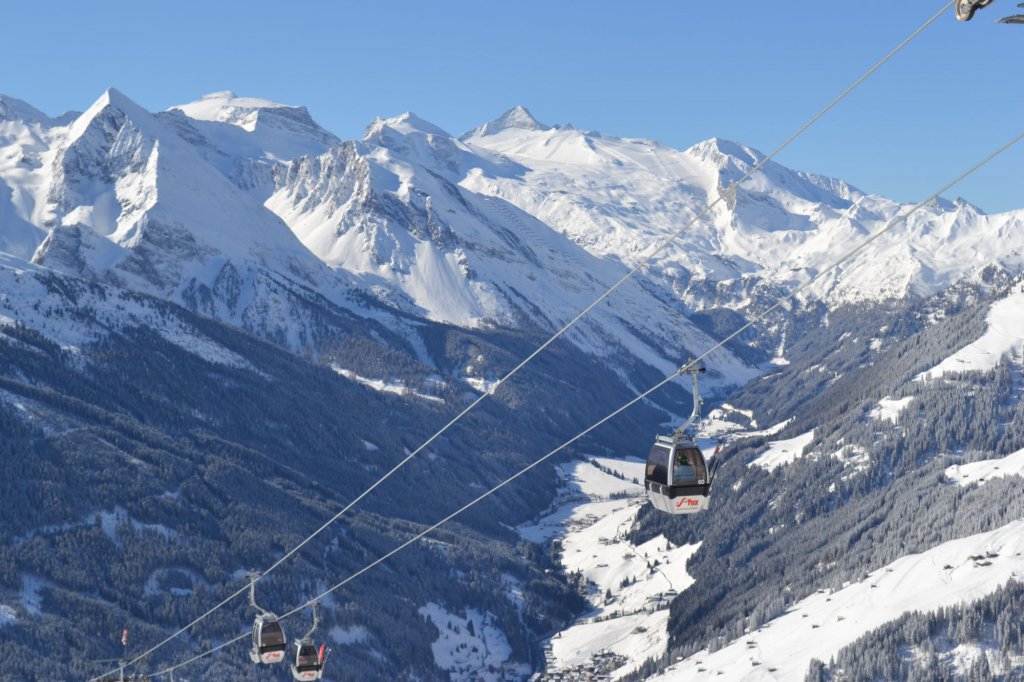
[[364, 111, 453, 140], [0, 94, 54, 126], [171, 90, 329, 136], [167, 91, 338, 164], [684, 136, 760, 168], [461, 105, 550, 139], [359, 111, 515, 182], [62, 87, 163, 151], [47, 88, 162, 234], [951, 196, 987, 216], [38, 87, 328, 295], [78, 88, 148, 123]]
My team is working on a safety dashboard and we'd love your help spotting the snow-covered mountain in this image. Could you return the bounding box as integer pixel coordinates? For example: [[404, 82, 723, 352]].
[[0, 90, 767, 387], [4, 92, 1022, 381], [163, 90, 339, 197], [0, 96, 55, 259], [462, 106, 1024, 313], [2, 91, 1024, 682], [265, 110, 754, 381], [17, 88, 379, 351]]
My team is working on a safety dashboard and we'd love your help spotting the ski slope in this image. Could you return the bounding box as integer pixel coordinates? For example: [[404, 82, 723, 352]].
[[650, 519, 1024, 681], [917, 289, 1024, 381], [945, 447, 1024, 487]]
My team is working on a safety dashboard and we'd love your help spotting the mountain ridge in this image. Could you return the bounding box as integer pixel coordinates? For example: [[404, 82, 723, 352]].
[[2, 89, 1023, 385], [2, 90, 1024, 682]]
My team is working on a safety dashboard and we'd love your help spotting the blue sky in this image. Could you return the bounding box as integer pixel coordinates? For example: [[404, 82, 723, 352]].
[[6, 1, 1021, 211]]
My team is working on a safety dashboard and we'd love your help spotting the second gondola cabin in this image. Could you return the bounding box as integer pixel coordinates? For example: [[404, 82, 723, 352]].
[[645, 435, 710, 514], [291, 640, 324, 681]]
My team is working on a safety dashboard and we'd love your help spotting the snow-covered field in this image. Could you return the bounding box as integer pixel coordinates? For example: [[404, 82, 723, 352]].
[[703, 406, 792, 443], [869, 396, 915, 423], [945, 447, 1024, 487], [748, 430, 815, 471], [650, 519, 1024, 681], [918, 289, 1024, 381], [519, 457, 699, 679], [419, 602, 529, 682], [331, 365, 444, 403]]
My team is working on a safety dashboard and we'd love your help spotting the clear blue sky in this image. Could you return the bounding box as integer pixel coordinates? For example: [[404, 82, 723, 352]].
[[5, 1, 1022, 211]]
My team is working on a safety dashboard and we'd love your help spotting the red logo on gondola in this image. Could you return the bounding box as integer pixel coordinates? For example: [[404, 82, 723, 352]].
[[676, 498, 699, 508]]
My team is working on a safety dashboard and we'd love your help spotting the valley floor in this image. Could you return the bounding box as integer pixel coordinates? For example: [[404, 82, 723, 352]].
[[518, 457, 699, 680]]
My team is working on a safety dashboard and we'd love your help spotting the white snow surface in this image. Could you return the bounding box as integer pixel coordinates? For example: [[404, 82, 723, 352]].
[[10, 94, 1023, 393], [869, 396, 915, 423], [0, 604, 15, 627], [418, 602, 528, 682], [650, 518, 1024, 682], [266, 112, 757, 385], [1, 89, 762, 385], [917, 289, 1024, 381], [945, 447, 1024, 487], [748, 430, 815, 471], [331, 365, 443, 403], [168, 90, 338, 162], [463, 110, 1024, 311]]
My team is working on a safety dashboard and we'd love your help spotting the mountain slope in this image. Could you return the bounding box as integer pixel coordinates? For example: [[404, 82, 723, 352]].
[[15, 89, 400, 354], [0, 96, 54, 259], [462, 108, 1024, 317], [619, 275, 1024, 680], [1, 92, 1023, 681], [265, 111, 758, 384], [163, 90, 339, 198]]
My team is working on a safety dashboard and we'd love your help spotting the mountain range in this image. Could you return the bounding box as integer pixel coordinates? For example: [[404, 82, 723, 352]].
[[1, 89, 1023, 681]]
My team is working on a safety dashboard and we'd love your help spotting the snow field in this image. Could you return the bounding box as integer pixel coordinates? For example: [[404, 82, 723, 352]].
[[567, 456, 644, 498], [945, 447, 1024, 487], [331, 365, 444, 403], [917, 289, 1024, 381], [650, 519, 1024, 682], [748, 430, 815, 471], [418, 602, 528, 682], [869, 396, 915, 423]]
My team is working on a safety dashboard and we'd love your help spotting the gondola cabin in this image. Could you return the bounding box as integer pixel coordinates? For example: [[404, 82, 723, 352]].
[[250, 616, 287, 664], [644, 435, 710, 514], [291, 640, 325, 681]]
